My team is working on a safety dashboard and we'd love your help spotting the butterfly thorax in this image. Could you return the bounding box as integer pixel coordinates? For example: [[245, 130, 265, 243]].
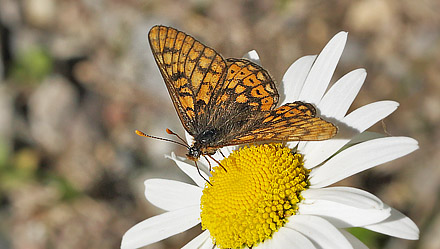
[[186, 128, 219, 161]]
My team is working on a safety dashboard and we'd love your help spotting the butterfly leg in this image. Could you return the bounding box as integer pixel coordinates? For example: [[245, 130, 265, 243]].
[[202, 155, 213, 171], [291, 140, 300, 154], [208, 154, 227, 172], [194, 160, 212, 186], [219, 149, 226, 158]]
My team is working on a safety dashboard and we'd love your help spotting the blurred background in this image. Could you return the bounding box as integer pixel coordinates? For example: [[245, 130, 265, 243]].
[[0, 0, 439, 248]]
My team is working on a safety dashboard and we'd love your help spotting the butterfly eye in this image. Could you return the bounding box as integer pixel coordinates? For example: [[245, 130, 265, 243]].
[[187, 146, 201, 159]]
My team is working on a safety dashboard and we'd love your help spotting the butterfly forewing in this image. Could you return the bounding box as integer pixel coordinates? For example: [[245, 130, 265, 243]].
[[148, 26, 228, 135]]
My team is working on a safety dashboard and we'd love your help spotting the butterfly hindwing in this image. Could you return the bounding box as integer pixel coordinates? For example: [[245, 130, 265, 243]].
[[214, 58, 279, 112], [225, 102, 338, 145], [195, 58, 279, 138]]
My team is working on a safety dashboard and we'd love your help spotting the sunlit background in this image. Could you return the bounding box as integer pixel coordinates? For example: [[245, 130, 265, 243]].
[[0, 0, 439, 248]]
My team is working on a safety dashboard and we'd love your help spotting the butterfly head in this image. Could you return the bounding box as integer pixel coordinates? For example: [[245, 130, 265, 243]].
[[186, 145, 201, 161], [186, 128, 220, 160]]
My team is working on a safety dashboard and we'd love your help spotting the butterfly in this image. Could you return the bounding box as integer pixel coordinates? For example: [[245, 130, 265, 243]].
[[141, 25, 337, 174]]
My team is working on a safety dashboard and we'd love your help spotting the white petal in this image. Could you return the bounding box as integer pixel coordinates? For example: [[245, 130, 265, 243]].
[[166, 152, 209, 188], [279, 55, 317, 106], [300, 187, 391, 227], [185, 131, 194, 145], [298, 32, 348, 106], [318, 69, 366, 119], [200, 240, 217, 249], [340, 230, 369, 249], [286, 141, 300, 150], [343, 100, 399, 133], [347, 131, 385, 145], [181, 230, 212, 249], [144, 179, 202, 211], [310, 137, 419, 188], [287, 214, 353, 248], [301, 100, 399, 169], [269, 227, 316, 248], [302, 187, 384, 209], [121, 206, 200, 249], [364, 206, 419, 240], [243, 50, 261, 65]]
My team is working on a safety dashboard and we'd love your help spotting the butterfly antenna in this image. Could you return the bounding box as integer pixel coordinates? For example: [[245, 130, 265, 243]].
[[194, 160, 212, 186], [135, 130, 189, 148], [166, 128, 190, 147]]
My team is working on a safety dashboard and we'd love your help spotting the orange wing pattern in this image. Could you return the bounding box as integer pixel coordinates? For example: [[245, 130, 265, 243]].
[[199, 58, 279, 133], [148, 26, 228, 134], [225, 102, 338, 145], [215, 58, 278, 112], [147, 25, 338, 160]]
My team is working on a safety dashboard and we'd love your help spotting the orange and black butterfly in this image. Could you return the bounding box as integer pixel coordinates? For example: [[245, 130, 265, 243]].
[[138, 25, 337, 172]]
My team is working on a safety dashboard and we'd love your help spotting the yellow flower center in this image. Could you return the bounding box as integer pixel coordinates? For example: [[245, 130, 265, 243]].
[[200, 144, 310, 249]]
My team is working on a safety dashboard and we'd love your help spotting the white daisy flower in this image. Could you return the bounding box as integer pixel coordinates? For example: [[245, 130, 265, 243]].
[[122, 31, 419, 249]]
